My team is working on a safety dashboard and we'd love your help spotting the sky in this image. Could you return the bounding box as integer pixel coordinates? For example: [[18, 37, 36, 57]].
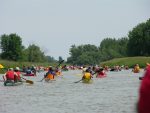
[[0, 0, 150, 60]]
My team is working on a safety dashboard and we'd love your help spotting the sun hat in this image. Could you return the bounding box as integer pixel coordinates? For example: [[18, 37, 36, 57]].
[[15, 67, 20, 70]]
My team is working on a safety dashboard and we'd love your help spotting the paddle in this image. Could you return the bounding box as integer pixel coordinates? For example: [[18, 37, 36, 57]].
[[39, 60, 64, 82], [21, 77, 34, 84], [74, 79, 83, 83]]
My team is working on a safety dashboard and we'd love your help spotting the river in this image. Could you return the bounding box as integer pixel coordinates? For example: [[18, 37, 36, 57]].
[[0, 69, 143, 113]]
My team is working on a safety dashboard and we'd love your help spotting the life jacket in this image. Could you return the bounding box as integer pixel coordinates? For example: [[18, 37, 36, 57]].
[[46, 73, 54, 80], [15, 71, 21, 80], [97, 71, 106, 78], [134, 66, 140, 73], [26, 69, 32, 74], [99, 71, 105, 76], [83, 72, 91, 80], [56, 71, 62, 76], [6, 71, 15, 80]]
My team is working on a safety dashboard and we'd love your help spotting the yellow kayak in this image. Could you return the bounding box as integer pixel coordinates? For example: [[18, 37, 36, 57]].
[[82, 79, 93, 84]]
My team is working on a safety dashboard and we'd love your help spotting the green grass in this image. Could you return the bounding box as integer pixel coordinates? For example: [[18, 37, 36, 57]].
[[0, 60, 59, 74], [100, 56, 150, 68]]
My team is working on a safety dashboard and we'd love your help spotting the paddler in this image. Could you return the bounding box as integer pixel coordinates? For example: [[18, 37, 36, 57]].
[[96, 68, 106, 78], [44, 66, 55, 81], [3, 68, 18, 82], [82, 69, 92, 81], [14, 67, 22, 82], [133, 64, 140, 73]]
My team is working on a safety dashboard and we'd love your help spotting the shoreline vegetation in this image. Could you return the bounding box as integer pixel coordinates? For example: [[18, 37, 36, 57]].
[[0, 60, 58, 73], [100, 56, 150, 68], [0, 56, 149, 72]]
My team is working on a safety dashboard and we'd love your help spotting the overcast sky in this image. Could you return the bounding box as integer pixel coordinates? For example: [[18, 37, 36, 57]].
[[0, 0, 150, 60]]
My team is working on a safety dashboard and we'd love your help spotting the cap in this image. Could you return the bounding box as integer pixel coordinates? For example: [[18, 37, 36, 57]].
[[15, 67, 20, 70]]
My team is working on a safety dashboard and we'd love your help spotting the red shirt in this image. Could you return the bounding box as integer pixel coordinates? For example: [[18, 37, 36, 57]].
[[138, 65, 150, 113]]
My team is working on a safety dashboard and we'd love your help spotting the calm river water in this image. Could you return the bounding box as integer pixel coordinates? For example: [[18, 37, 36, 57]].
[[0, 69, 143, 113]]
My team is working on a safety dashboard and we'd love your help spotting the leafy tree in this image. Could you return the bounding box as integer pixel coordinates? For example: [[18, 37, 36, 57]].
[[127, 18, 150, 56], [58, 56, 63, 62], [0, 33, 23, 61], [26, 44, 46, 62], [46, 56, 56, 62], [67, 44, 100, 65], [99, 37, 128, 61]]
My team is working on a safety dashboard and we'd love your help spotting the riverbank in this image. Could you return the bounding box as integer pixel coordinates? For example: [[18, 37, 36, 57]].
[[0, 59, 59, 73], [100, 56, 150, 68]]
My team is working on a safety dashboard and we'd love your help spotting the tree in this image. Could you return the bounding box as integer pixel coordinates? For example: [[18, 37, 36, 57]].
[[58, 56, 63, 62], [99, 37, 128, 61], [127, 18, 150, 56], [67, 44, 100, 65], [46, 56, 56, 62], [26, 44, 46, 62], [0, 33, 23, 61]]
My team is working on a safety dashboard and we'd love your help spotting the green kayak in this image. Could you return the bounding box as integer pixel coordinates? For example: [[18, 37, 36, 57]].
[[82, 79, 93, 84], [4, 80, 23, 86]]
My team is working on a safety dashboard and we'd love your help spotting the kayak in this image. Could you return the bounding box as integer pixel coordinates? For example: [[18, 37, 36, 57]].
[[82, 79, 93, 84], [62, 68, 68, 71], [139, 77, 144, 80], [4, 80, 23, 86], [45, 79, 56, 83], [23, 73, 35, 76], [56, 72, 62, 76], [133, 70, 140, 73], [96, 75, 107, 78]]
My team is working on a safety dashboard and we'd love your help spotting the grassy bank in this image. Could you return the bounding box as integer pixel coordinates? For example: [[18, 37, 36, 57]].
[[0, 59, 59, 73], [100, 56, 150, 68]]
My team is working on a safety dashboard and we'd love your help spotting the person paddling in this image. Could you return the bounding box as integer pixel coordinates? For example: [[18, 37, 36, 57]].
[[44, 66, 56, 81], [82, 69, 93, 82], [14, 67, 22, 82], [133, 64, 140, 73], [96, 68, 106, 78], [3, 68, 18, 83]]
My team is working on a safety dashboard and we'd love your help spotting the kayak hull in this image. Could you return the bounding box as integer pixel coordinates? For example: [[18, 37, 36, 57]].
[[82, 79, 93, 84], [96, 75, 107, 78], [4, 80, 23, 86], [45, 79, 56, 83], [23, 73, 35, 76]]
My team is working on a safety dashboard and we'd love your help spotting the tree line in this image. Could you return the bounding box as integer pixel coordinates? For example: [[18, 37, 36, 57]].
[[0, 34, 57, 63], [0, 18, 150, 64], [67, 18, 150, 65]]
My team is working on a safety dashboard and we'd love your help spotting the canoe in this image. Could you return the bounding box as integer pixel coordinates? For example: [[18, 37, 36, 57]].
[[82, 79, 93, 84], [4, 80, 23, 86]]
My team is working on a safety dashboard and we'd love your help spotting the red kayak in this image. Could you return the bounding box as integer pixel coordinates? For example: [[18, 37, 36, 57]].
[[96, 74, 107, 78], [23, 73, 35, 76], [96, 71, 106, 78]]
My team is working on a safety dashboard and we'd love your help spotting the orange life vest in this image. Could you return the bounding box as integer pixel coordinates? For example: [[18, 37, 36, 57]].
[[46, 73, 54, 80]]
